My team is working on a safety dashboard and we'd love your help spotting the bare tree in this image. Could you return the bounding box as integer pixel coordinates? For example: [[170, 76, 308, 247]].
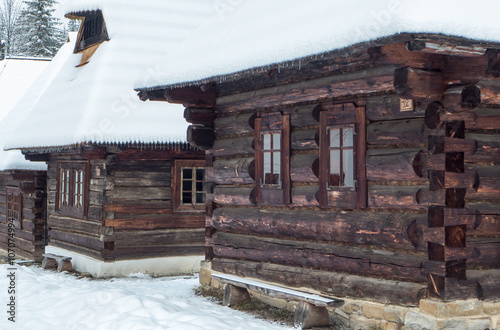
[[0, 0, 23, 56]]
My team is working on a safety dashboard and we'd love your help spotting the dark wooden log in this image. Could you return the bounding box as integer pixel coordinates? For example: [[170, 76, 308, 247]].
[[370, 42, 442, 71], [366, 94, 427, 122], [369, 185, 428, 211], [442, 55, 490, 85], [113, 229, 204, 246], [465, 165, 500, 201], [24, 153, 50, 162], [367, 148, 427, 182], [187, 125, 215, 150], [212, 136, 254, 158], [112, 244, 204, 260], [48, 215, 102, 235], [486, 49, 500, 77], [184, 107, 216, 126], [474, 214, 500, 237], [114, 148, 202, 161], [216, 66, 396, 113], [162, 84, 216, 108], [289, 104, 321, 128], [442, 85, 481, 113], [213, 157, 255, 185], [290, 154, 318, 183], [406, 40, 486, 57], [213, 187, 253, 206], [428, 170, 479, 191], [291, 129, 318, 151], [427, 274, 479, 301], [468, 269, 500, 301], [212, 207, 427, 251], [81, 147, 107, 160], [49, 230, 104, 251], [367, 118, 430, 146], [212, 258, 427, 306], [428, 207, 480, 230], [104, 214, 205, 230], [467, 237, 500, 268], [214, 112, 254, 137], [292, 185, 320, 207], [394, 68, 446, 101], [211, 232, 427, 282], [428, 136, 477, 155], [478, 80, 500, 105]]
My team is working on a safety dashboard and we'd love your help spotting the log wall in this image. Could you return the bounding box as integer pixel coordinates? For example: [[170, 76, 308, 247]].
[[194, 41, 500, 305], [46, 147, 205, 262], [0, 171, 46, 262]]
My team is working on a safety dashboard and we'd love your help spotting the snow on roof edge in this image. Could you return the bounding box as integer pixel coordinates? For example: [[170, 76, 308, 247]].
[[136, 31, 500, 92]]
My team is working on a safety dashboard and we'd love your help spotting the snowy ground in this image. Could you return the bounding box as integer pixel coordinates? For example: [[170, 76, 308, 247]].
[[0, 263, 294, 329]]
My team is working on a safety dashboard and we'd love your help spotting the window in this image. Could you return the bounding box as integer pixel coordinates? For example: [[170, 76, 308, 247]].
[[173, 160, 206, 212], [319, 102, 367, 209], [74, 11, 109, 53], [254, 112, 290, 204], [56, 162, 89, 217], [6, 187, 22, 229]]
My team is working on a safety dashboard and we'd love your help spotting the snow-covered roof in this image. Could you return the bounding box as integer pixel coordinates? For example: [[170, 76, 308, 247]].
[[0, 57, 51, 171], [137, 0, 500, 90], [5, 0, 215, 151]]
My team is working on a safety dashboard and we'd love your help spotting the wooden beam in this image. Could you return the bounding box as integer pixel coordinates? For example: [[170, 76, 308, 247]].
[[187, 125, 215, 150], [184, 107, 216, 126], [394, 67, 446, 101], [406, 40, 487, 57]]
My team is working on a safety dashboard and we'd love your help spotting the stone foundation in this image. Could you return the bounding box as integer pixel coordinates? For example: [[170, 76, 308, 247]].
[[200, 262, 499, 329]]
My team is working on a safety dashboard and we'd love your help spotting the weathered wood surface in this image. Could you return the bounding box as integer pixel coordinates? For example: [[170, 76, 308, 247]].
[[394, 67, 446, 101], [104, 215, 205, 230], [112, 244, 205, 260], [113, 229, 204, 246], [366, 148, 426, 182], [366, 94, 427, 121], [212, 258, 427, 306], [468, 269, 500, 301], [216, 66, 396, 113], [406, 40, 486, 57], [211, 232, 427, 282], [211, 207, 427, 251], [367, 119, 431, 146], [213, 158, 255, 185], [212, 136, 255, 158], [369, 185, 428, 211]]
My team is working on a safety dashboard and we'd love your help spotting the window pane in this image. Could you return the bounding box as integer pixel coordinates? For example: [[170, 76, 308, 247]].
[[196, 193, 205, 204], [273, 133, 281, 151], [263, 152, 271, 174], [183, 168, 192, 179], [196, 169, 205, 181], [344, 127, 354, 147], [182, 180, 192, 192], [263, 134, 271, 150], [330, 129, 340, 148], [330, 150, 340, 174], [343, 149, 354, 187], [196, 181, 204, 192], [182, 192, 192, 204], [273, 151, 281, 175]]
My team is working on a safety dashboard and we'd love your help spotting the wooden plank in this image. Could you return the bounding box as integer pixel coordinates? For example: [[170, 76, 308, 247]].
[[367, 118, 430, 146], [406, 40, 487, 57], [104, 202, 172, 215], [212, 258, 427, 306], [113, 228, 204, 246], [212, 273, 341, 307], [109, 187, 171, 200], [290, 154, 318, 183], [212, 207, 427, 251], [48, 215, 102, 235], [212, 136, 255, 158], [49, 230, 104, 251], [366, 148, 427, 182], [111, 244, 204, 260], [104, 214, 205, 230], [213, 186, 253, 206]]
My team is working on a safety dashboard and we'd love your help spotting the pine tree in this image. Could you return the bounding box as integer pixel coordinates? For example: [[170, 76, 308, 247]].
[[16, 0, 65, 57], [67, 18, 80, 32]]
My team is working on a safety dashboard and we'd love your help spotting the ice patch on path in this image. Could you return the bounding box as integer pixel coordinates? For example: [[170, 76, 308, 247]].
[[0, 264, 293, 330]]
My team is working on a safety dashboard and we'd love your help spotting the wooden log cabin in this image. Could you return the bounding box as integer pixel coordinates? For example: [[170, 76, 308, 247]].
[[0, 57, 52, 262], [136, 2, 500, 328], [4, 1, 215, 277]]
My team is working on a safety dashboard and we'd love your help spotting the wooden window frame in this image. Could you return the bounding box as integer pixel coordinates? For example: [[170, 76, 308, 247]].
[[74, 11, 109, 53], [173, 159, 206, 212], [319, 102, 367, 209], [6, 187, 22, 229], [254, 112, 291, 205], [56, 161, 90, 218]]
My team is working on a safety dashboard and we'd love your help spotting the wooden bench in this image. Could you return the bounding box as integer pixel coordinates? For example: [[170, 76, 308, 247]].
[[42, 253, 73, 272], [212, 273, 343, 329]]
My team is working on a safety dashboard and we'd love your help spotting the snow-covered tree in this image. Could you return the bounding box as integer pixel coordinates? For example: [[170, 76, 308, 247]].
[[67, 18, 80, 32], [16, 0, 65, 57], [0, 0, 23, 56]]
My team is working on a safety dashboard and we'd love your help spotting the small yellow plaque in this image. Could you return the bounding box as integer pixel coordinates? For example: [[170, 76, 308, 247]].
[[400, 98, 414, 112]]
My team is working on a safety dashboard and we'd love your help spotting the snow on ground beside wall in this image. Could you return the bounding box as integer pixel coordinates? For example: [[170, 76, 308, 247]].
[[0, 264, 293, 330], [138, 0, 500, 89]]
